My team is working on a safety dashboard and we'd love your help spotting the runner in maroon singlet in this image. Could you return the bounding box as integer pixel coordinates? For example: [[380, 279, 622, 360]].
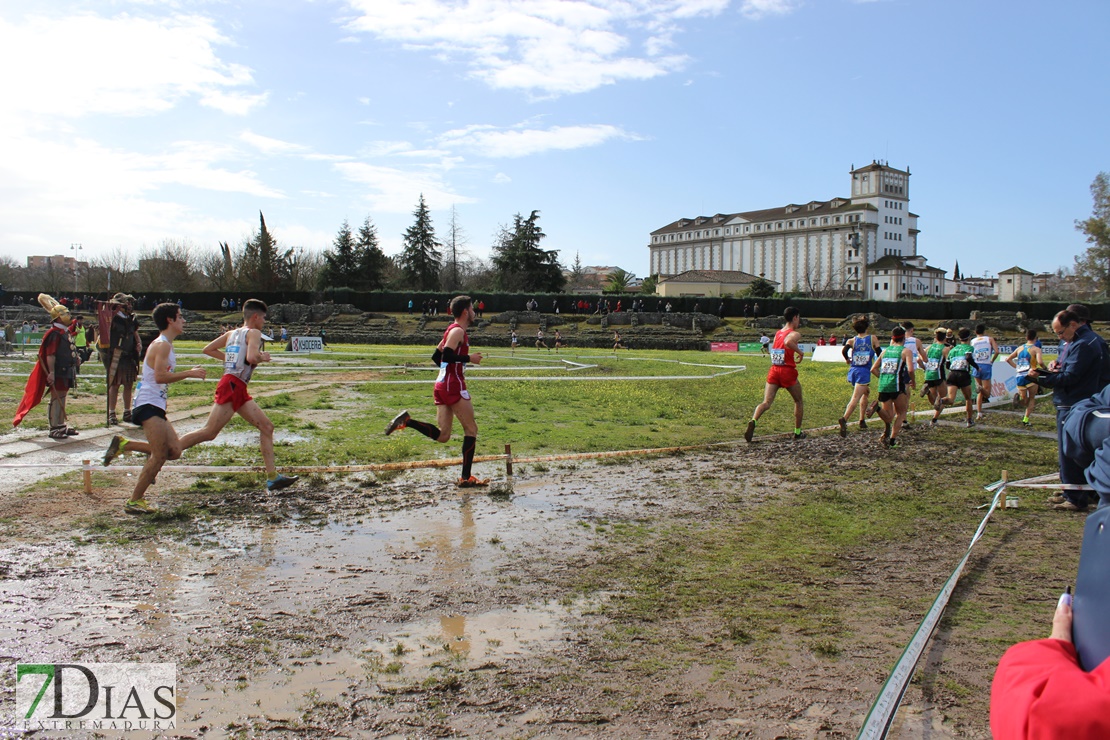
[[745, 306, 805, 442], [384, 295, 489, 487]]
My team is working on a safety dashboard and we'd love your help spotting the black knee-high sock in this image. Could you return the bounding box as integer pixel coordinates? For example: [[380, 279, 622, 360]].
[[407, 418, 441, 440], [461, 436, 477, 479]]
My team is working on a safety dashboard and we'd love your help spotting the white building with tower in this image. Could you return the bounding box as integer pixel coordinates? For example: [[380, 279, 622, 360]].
[[648, 162, 944, 299]]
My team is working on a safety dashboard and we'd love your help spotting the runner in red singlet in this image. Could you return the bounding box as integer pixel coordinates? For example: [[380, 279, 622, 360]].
[[384, 295, 489, 487], [745, 306, 805, 442]]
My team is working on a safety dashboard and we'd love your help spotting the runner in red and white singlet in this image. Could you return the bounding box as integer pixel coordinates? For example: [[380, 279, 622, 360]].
[[385, 296, 490, 488], [745, 306, 806, 442]]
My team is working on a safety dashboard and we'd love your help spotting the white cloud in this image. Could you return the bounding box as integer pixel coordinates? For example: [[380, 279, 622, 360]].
[[739, 0, 797, 19], [240, 130, 310, 155], [439, 123, 635, 157], [332, 161, 476, 214], [493, 173, 512, 184], [341, 0, 743, 95], [0, 12, 265, 119]]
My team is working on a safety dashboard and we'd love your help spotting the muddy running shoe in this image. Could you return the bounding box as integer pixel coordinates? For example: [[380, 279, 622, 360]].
[[792, 431, 806, 441], [744, 420, 755, 443], [930, 418, 938, 427], [859, 419, 867, 430], [865, 401, 879, 419], [103, 435, 127, 466], [888, 438, 900, 449], [457, 476, 490, 488], [385, 410, 410, 436], [1046, 495, 1067, 504], [1053, 501, 1088, 512], [837, 417, 847, 438], [966, 419, 975, 428], [124, 499, 158, 514], [882, 422, 892, 444], [266, 474, 299, 492], [976, 413, 984, 422]]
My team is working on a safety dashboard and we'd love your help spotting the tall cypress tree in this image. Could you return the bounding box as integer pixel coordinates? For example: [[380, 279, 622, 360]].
[[355, 216, 390, 290], [321, 219, 358, 288], [397, 194, 442, 290]]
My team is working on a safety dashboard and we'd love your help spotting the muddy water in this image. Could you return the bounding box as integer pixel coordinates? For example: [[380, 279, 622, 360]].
[[0, 473, 628, 734]]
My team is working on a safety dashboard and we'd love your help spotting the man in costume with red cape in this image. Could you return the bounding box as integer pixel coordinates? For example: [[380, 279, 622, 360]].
[[13, 293, 81, 439]]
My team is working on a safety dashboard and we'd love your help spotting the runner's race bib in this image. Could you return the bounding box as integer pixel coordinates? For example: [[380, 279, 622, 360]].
[[224, 344, 241, 371], [1016, 361, 1030, 374], [881, 358, 899, 375], [852, 351, 871, 366], [770, 348, 785, 366], [435, 363, 448, 383], [926, 359, 939, 372], [974, 347, 991, 363], [950, 356, 967, 371]]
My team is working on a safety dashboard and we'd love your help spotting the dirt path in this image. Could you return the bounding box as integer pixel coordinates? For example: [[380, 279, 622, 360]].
[[0, 420, 1078, 738]]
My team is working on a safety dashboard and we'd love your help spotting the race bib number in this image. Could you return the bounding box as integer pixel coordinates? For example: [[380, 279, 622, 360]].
[[224, 344, 241, 371], [974, 348, 991, 362], [770, 348, 785, 366], [1016, 361, 1030, 374], [852, 352, 870, 366], [926, 359, 939, 372], [881, 358, 899, 375], [950, 357, 967, 371]]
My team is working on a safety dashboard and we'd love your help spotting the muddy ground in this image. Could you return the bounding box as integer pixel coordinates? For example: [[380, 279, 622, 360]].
[[0, 414, 1079, 739]]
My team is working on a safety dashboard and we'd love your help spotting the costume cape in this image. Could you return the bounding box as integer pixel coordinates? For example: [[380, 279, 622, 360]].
[[12, 325, 64, 427]]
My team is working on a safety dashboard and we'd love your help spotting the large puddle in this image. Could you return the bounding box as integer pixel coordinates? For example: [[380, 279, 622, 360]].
[[0, 473, 635, 733]]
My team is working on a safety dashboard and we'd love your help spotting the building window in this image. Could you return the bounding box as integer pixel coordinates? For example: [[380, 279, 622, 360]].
[[884, 282, 888, 290]]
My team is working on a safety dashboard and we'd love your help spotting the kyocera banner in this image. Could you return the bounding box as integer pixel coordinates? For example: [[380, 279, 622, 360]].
[[16, 662, 176, 732], [290, 336, 323, 353]]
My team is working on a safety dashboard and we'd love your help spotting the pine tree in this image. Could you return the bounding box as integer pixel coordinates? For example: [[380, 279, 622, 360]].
[[491, 210, 565, 293], [397, 194, 442, 290], [1075, 172, 1110, 295], [321, 219, 358, 288], [355, 216, 389, 290]]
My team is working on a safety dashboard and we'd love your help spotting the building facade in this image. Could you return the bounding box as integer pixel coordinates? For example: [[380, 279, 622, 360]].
[[648, 162, 941, 298]]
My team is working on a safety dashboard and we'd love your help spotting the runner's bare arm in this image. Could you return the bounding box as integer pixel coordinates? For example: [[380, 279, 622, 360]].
[[202, 332, 229, 361], [150, 342, 206, 383], [786, 331, 803, 363], [246, 328, 270, 365], [1005, 348, 1020, 368]]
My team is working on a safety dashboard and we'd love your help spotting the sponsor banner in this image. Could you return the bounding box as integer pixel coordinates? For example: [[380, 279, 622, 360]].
[[809, 345, 847, 363], [290, 336, 323, 353], [17, 662, 177, 732], [710, 342, 738, 352]]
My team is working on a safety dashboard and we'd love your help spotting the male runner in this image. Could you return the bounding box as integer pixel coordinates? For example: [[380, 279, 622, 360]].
[[872, 326, 915, 448], [1006, 329, 1045, 427], [838, 316, 881, 436], [924, 328, 950, 426], [385, 296, 489, 487], [536, 328, 548, 350], [745, 307, 805, 442], [510, 330, 518, 355], [970, 324, 999, 421], [613, 330, 627, 351], [175, 299, 298, 491], [102, 303, 206, 513], [759, 333, 771, 355], [935, 327, 978, 427], [554, 329, 564, 352]]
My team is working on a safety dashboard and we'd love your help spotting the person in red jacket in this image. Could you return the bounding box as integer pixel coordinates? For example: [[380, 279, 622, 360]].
[[991, 592, 1110, 737]]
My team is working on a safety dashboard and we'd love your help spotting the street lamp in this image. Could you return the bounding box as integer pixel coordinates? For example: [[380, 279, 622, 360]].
[[69, 243, 83, 293]]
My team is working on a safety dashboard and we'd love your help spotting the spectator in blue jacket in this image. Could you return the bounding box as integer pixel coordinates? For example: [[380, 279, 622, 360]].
[[1031, 309, 1110, 510]]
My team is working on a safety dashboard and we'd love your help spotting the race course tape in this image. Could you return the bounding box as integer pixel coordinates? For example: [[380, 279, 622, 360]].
[[856, 472, 1048, 739]]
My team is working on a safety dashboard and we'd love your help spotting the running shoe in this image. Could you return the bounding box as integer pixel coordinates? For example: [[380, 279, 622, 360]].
[[882, 422, 892, 443], [124, 499, 158, 514], [385, 410, 410, 436], [792, 431, 806, 441], [859, 420, 867, 430], [930, 418, 938, 427], [966, 419, 975, 428], [457, 476, 490, 488], [866, 401, 879, 418], [1053, 501, 1088, 512], [1046, 495, 1067, 504], [976, 413, 984, 422], [266, 474, 299, 491], [103, 435, 126, 466], [837, 417, 847, 438], [744, 420, 755, 443], [888, 438, 900, 449]]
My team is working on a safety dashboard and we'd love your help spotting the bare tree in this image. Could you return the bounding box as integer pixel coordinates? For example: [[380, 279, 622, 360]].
[[442, 205, 470, 291], [287, 247, 325, 291], [199, 246, 235, 291], [94, 246, 137, 294]]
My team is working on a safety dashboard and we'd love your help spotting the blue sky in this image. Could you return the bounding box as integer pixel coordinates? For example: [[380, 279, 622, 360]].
[[1, 0, 1107, 282]]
